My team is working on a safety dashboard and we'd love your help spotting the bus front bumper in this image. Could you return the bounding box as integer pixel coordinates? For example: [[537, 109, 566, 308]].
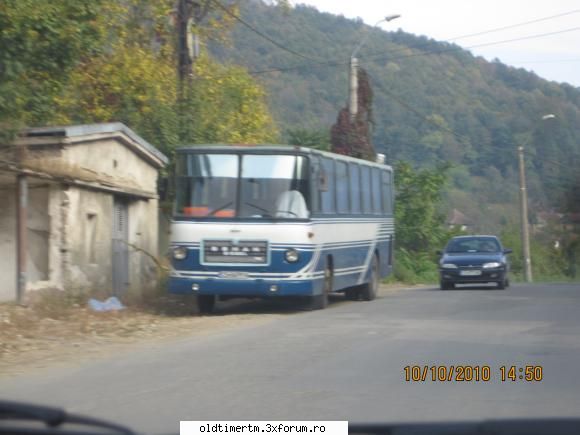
[[168, 276, 316, 297]]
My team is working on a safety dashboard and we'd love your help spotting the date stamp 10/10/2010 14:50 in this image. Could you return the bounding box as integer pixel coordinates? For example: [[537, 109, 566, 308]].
[[404, 365, 543, 383]]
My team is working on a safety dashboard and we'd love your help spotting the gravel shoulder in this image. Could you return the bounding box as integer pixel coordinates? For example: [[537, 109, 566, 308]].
[[0, 284, 423, 378]]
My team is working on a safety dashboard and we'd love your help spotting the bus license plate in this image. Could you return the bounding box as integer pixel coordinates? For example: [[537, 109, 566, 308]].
[[460, 270, 482, 276], [218, 271, 250, 280]]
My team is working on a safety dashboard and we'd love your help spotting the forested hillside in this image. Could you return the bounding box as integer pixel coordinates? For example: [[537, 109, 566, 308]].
[[210, 0, 580, 230]]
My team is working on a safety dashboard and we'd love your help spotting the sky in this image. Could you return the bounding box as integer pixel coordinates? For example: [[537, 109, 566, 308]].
[[295, 0, 580, 87]]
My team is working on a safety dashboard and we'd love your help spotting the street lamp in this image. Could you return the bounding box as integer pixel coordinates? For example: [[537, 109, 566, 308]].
[[518, 113, 557, 283], [349, 15, 401, 120]]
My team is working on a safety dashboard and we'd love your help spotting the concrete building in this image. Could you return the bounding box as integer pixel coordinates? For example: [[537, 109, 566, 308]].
[[0, 123, 168, 302]]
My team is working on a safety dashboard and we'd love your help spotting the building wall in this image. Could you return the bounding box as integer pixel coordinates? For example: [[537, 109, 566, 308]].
[[62, 139, 158, 193], [26, 186, 160, 298], [0, 181, 60, 301], [45, 138, 160, 296], [1, 134, 163, 301], [61, 186, 114, 294], [127, 198, 160, 297]]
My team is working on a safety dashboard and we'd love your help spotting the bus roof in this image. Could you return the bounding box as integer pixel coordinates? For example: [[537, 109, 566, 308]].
[[175, 144, 393, 170]]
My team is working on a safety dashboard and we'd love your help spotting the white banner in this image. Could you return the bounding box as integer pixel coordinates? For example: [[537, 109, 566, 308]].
[[181, 421, 348, 435]]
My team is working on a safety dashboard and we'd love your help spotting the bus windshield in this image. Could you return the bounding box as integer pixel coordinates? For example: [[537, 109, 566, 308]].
[[175, 153, 310, 219]]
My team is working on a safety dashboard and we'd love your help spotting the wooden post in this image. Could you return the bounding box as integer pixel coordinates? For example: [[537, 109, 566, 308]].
[[16, 174, 28, 304]]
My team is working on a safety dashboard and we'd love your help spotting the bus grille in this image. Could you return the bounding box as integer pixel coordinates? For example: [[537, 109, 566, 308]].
[[202, 240, 268, 264]]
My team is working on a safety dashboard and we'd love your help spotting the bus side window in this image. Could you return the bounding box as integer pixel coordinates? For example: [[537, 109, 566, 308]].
[[371, 168, 381, 215], [310, 159, 320, 213], [382, 170, 393, 214], [360, 166, 372, 215], [349, 164, 361, 214], [320, 158, 335, 214], [336, 161, 350, 214]]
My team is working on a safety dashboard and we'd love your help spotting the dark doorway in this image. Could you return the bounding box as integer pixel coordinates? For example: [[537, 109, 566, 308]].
[[112, 198, 129, 296]]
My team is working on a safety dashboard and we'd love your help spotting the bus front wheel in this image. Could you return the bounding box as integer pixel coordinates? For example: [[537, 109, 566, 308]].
[[309, 264, 332, 310], [197, 295, 216, 314]]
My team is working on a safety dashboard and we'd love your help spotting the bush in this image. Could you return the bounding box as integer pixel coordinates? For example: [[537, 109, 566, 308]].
[[500, 225, 571, 282], [389, 248, 439, 284]]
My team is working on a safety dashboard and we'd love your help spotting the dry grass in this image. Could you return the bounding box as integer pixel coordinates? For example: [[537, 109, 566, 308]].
[[0, 290, 280, 378]]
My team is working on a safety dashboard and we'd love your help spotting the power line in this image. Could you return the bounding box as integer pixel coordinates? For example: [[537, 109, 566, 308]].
[[195, 10, 580, 80], [511, 58, 580, 65], [194, 7, 580, 152], [242, 26, 580, 76], [455, 26, 580, 53], [211, 0, 322, 61], [445, 9, 580, 42], [358, 9, 580, 60]]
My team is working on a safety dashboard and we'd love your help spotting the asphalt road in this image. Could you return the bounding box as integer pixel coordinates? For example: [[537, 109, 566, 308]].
[[1, 283, 580, 433]]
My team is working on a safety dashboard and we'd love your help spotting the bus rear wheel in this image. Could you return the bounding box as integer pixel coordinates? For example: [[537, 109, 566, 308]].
[[197, 295, 216, 314], [361, 255, 379, 301], [345, 288, 360, 300]]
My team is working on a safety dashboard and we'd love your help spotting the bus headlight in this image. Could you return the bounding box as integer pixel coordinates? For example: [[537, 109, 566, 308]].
[[173, 246, 188, 260], [285, 249, 299, 263]]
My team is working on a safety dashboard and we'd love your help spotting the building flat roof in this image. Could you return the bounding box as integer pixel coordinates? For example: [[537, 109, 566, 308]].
[[23, 122, 169, 166]]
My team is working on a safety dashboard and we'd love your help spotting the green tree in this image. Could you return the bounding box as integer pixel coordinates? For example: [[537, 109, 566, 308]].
[[1, 0, 279, 153], [285, 128, 330, 150], [0, 0, 112, 141], [394, 161, 451, 252], [391, 161, 457, 283], [51, 44, 180, 155], [182, 55, 279, 145]]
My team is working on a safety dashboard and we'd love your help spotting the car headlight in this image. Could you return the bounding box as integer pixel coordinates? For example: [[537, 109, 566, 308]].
[[285, 249, 299, 263], [173, 246, 188, 260], [483, 262, 501, 269], [441, 263, 458, 269]]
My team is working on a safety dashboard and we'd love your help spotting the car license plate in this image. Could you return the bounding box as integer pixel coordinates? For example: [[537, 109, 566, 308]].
[[218, 271, 250, 280], [460, 270, 482, 276]]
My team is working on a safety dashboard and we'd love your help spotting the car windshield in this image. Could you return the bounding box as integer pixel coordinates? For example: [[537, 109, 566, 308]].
[[174, 153, 310, 219], [446, 237, 501, 253]]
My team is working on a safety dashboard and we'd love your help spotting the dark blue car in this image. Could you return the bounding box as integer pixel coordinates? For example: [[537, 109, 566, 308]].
[[437, 235, 512, 290]]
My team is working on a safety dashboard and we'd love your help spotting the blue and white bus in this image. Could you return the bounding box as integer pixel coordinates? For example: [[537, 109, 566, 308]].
[[168, 145, 394, 313]]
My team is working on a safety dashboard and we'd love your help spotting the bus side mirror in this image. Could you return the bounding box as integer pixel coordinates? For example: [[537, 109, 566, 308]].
[[503, 248, 513, 254]]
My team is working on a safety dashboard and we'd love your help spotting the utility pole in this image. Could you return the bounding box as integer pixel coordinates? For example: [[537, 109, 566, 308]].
[[16, 174, 28, 304], [518, 146, 533, 282], [177, 0, 204, 141], [348, 14, 400, 121], [177, 0, 194, 95], [349, 57, 359, 121]]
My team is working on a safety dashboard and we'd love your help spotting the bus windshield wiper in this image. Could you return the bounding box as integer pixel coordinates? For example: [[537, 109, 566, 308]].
[[245, 202, 273, 218], [207, 201, 233, 216], [0, 400, 135, 434]]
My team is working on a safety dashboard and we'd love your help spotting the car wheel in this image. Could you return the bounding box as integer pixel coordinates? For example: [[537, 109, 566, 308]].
[[497, 279, 506, 290], [197, 295, 216, 314], [361, 255, 379, 301]]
